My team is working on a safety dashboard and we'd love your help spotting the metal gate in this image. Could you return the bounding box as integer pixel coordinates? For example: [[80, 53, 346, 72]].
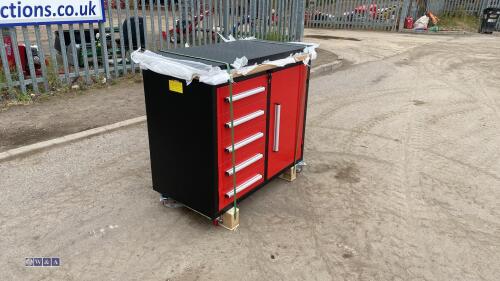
[[0, 0, 306, 99]]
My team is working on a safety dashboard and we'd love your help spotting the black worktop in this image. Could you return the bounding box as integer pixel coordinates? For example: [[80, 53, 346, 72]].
[[158, 40, 305, 69]]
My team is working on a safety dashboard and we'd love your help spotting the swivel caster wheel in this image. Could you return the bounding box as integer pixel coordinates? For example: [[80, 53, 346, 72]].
[[160, 195, 183, 208], [296, 161, 307, 173]]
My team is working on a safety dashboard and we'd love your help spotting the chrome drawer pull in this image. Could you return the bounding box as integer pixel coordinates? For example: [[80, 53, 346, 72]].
[[225, 132, 264, 153], [225, 154, 263, 176], [225, 86, 266, 103], [225, 110, 264, 128], [273, 104, 281, 152], [225, 174, 263, 198]]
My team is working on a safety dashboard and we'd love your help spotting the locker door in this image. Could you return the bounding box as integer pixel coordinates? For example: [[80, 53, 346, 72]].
[[267, 65, 303, 179]]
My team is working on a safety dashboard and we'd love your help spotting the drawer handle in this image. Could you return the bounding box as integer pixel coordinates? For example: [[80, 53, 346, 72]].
[[225, 110, 264, 128], [225, 86, 266, 103], [225, 174, 263, 198], [273, 104, 281, 152], [225, 132, 264, 153], [225, 153, 263, 176]]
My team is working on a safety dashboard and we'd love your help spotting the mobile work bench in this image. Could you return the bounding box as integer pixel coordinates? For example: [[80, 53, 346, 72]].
[[138, 40, 312, 221]]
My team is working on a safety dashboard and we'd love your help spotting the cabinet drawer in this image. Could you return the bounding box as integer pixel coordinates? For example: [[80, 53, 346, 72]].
[[222, 113, 266, 143], [222, 162, 264, 191], [221, 162, 265, 193], [220, 153, 264, 197], [218, 171, 264, 211], [224, 153, 264, 176], [217, 75, 268, 113], [223, 107, 266, 128], [220, 86, 267, 115], [221, 95, 267, 121], [221, 134, 265, 167]]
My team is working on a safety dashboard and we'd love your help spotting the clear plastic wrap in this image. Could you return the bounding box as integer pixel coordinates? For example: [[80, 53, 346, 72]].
[[131, 41, 318, 85], [131, 50, 230, 85]]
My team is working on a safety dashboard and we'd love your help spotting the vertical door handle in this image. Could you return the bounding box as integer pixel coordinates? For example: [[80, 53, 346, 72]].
[[273, 104, 281, 152]]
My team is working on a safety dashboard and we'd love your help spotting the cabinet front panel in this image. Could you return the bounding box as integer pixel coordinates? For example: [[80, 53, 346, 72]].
[[267, 65, 303, 179]]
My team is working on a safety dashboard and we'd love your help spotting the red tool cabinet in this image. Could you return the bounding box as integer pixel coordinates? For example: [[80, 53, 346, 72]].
[[142, 40, 310, 219]]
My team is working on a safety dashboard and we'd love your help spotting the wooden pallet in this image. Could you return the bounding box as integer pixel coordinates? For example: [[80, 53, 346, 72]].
[[279, 166, 297, 182], [220, 207, 239, 231]]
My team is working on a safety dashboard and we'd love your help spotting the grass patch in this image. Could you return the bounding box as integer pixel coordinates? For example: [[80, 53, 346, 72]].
[[1, 69, 142, 109], [265, 32, 286, 42], [0, 68, 5, 84], [438, 13, 480, 32], [15, 90, 33, 103], [47, 66, 63, 91], [0, 69, 7, 101], [0, 68, 21, 101]]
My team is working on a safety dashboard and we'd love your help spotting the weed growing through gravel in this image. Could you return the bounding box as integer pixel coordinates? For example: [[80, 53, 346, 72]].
[[439, 11, 480, 32]]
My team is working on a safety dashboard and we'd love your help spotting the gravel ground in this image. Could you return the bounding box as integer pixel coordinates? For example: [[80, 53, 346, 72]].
[[0, 78, 145, 152], [1, 30, 500, 281]]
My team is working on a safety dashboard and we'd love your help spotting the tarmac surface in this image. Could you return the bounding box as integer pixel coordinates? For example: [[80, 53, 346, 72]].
[[1, 29, 500, 280]]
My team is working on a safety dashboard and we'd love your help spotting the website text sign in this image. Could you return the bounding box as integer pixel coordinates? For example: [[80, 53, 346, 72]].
[[0, 0, 105, 27]]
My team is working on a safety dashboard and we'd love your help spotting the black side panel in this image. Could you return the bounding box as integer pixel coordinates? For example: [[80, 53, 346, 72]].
[[143, 70, 217, 218]]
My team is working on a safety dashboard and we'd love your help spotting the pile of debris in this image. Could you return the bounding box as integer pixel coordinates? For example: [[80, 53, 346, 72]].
[[404, 12, 441, 32]]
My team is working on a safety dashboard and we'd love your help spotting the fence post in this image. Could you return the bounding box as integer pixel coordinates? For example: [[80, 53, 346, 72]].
[[116, 3, 128, 75], [224, 0, 230, 37], [88, 24, 101, 78], [165, 0, 171, 49], [297, 0, 306, 40], [107, 0, 119, 78], [170, 0, 177, 48], [98, 22, 111, 80], [177, 0, 184, 46], [0, 28, 14, 95], [398, 0, 412, 31], [33, 26, 50, 92], [149, 0, 156, 50], [78, 23, 91, 85], [190, 0, 196, 46], [45, 25, 60, 80], [20, 27, 39, 94]]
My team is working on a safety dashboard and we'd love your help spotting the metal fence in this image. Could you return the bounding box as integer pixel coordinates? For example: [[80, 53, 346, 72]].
[[0, 0, 306, 100], [404, 0, 500, 31], [427, 0, 500, 15], [305, 0, 406, 31], [305, 0, 500, 31]]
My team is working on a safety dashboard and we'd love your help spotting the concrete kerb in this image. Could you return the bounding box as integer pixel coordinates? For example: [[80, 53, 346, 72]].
[[310, 60, 344, 78], [400, 29, 471, 36], [0, 116, 147, 163], [0, 60, 341, 162]]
